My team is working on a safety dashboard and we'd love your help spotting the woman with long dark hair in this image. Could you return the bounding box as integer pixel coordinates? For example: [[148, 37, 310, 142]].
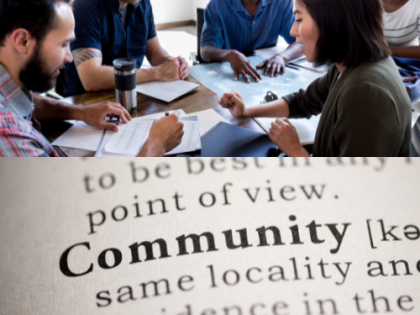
[[220, 0, 412, 156]]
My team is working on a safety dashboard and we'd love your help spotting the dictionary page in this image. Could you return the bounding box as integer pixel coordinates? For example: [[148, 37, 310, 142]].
[[0, 158, 419, 315]]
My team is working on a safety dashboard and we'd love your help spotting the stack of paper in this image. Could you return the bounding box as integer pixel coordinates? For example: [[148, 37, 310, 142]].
[[52, 110, 187, 151], [136, 80, 199, 103], [51, 109, 231, 156]]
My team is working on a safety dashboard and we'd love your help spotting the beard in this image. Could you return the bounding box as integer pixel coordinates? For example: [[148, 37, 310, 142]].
[[19, 45, 59, 93]]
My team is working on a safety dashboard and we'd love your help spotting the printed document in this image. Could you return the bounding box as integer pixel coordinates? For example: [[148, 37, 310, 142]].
[[104, 120, 153, 156], [103, 117, 201, 156], [53, 111, 186, 152]]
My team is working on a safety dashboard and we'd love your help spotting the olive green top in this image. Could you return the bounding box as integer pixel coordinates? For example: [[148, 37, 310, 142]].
[[283, 56, 412, 157]]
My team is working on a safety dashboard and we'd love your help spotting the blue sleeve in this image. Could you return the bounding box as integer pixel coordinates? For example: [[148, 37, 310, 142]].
[[279, 0, 296, 45], [201, 3, 225, 49], [147, 0, 157, 40], [70, 0, 103, 51]]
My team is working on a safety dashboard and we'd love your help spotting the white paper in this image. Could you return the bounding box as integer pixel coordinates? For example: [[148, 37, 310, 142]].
[[136, 80, 199, 103], [94, 131, 122, 157], [54, 109, 228, 156], [165, 119, 201, 155], [96, 110, 225, 156], [104, 120, 153, 155], [255, 115, 320, 145], [51, 121, 104, 151], [52, 111, 187, 154], [103, 117, 200, 157], [96, 110, 187, 157], [183, 109, 231, 136]]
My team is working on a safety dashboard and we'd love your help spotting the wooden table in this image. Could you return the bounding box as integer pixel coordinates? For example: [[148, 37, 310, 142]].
[[44, 77, 263, 157]]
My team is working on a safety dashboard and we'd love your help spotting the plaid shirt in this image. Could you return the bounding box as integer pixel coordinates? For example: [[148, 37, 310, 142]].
[[0, 65, 58, 157]]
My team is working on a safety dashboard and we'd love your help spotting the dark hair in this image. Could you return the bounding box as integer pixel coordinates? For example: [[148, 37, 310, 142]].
[[299, 0, 390, 67], [0, 0, 72, 47]]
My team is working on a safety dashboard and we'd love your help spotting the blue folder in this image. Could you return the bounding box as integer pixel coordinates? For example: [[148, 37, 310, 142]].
[[185, 122, 280, 157]]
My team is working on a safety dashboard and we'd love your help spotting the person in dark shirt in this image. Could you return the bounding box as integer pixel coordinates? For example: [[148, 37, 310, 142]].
[[219, 0, 411, 157], [200, 0, 303, 83], [56, 0, 190, 97]]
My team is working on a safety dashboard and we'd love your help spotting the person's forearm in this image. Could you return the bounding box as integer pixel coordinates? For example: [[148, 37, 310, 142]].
[[79, 65, 116, 92], [137, 139, 165, 157], [201, 45, 237, 63], [136, 67, 162, 84], [32, 93, 83, 121], [81, 63, 162, 90], [145, 36, 171, 66], [389, 46, 420, 60], [275, 41, 303, 63], [148, 47, 170, 66], [244, 98, 290, 118], [289, 146, 310, 157]]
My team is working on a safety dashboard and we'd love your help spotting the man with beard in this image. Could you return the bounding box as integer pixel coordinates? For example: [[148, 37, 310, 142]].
[[0, 0, 184, 157], [56, 0, 190, 97]]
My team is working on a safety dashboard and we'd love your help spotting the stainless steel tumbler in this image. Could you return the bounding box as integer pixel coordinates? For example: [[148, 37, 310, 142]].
[[113, 58, 137, 113]]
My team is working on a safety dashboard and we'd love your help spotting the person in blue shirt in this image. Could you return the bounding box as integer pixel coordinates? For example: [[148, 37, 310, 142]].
[[56, 0, 190, 97], [201, 0, 302, 83]]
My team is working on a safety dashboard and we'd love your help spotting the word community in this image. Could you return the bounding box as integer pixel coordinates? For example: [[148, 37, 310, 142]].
[[59, 217, 350, 278]]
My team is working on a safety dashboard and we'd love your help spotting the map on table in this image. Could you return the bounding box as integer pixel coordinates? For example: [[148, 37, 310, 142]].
[[189, 55, 323, 106], [190, 55, 324, 144]]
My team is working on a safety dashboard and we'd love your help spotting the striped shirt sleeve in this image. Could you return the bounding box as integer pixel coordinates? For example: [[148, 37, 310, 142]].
[[201, 4, 225, 49], [0, 108, 57, 157]]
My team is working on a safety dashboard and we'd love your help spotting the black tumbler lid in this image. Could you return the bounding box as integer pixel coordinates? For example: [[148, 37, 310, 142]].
[[113, 58, 136, 71]]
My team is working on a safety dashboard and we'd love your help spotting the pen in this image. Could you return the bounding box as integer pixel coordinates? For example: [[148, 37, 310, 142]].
[[111, 115, 120, 123], [94, 118, 120, 157], [285, 64, 300, 71]]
